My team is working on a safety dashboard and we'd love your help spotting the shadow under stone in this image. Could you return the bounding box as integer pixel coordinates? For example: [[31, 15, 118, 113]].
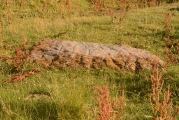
[[169, 7, 179, 11]]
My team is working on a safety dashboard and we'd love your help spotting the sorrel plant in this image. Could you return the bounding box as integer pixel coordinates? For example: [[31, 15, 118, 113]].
[[93, 85, 125, 120], [150, 64, 179, 119]]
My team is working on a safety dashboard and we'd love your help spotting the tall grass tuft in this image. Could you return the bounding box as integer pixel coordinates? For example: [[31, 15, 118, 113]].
[[42, 2, 47, 19], [20, 0, 25, 9], [150, 64, 179, 120], [65, 0, 71, 10], [163, 12, 179, 65], [93, 85, 124, 120], [164, 12, 172, 38]]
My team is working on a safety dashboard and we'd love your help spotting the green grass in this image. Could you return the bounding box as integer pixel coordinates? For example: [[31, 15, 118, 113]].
[[0, 1, 179, 119]]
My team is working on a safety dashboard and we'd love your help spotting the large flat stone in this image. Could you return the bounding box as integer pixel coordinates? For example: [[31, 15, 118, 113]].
[[30, 40, 164, 72]]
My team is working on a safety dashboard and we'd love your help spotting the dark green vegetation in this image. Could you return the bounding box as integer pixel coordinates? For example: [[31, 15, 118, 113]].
[[0, 0, 179, 119]]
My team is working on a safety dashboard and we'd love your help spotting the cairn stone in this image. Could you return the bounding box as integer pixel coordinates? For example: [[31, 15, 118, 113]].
[[30, 40, 164, 72]]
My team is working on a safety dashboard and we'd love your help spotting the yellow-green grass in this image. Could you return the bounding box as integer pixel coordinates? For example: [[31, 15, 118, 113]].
[[0, 1, 179, 119]]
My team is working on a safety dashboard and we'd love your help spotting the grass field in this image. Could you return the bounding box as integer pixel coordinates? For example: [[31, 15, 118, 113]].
[[0, 0, 179, 120]]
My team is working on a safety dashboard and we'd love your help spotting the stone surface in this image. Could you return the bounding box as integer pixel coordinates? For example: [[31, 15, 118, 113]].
[[30, 40, 164, 72]]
